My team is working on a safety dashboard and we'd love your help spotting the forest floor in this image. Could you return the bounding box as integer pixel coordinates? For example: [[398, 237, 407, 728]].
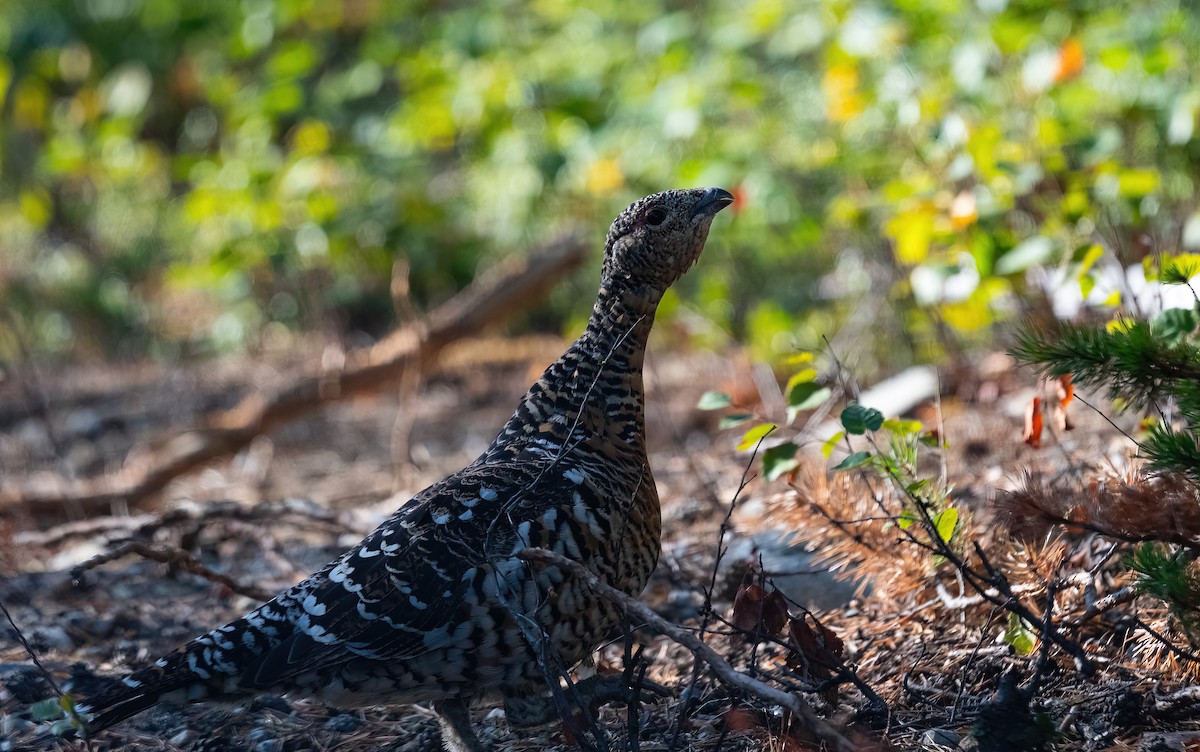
[[1, 338, 1198, 751]]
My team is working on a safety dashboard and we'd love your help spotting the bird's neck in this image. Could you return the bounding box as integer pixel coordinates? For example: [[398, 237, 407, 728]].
[[578, 280, 659, 373], [486, 278, 660, 461]]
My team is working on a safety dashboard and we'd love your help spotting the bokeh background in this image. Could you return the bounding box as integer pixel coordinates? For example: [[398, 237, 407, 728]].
[[3, 0, 1198, 375]]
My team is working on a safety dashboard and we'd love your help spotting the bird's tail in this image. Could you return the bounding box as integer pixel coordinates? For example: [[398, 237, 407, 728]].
[[75, 597, 295, 735]]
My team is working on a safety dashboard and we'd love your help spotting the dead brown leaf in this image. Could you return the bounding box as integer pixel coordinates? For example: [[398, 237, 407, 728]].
[[1023, 396, 1043, 448]]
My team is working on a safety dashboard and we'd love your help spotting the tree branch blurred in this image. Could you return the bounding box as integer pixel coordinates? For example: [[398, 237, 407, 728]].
[[1, 237, 586, 524]]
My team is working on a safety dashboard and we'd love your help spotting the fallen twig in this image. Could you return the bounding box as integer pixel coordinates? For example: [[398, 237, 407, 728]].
[[3, 237, 587, 522], [71, 541, 275, 602], [14, 497, 338, 548], [1068, 585, 1139, 627], [517, 546, 859, 752]]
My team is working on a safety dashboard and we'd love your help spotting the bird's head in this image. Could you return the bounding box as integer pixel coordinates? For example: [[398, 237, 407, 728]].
[[601, 187, 734, 308]]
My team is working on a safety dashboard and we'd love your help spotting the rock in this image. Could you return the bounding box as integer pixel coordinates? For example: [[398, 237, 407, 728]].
[[246, 694, 292, 715], [324, 713, 361, 733], [720, 529, 867, 610], [921, 728, 961, 749], [1138, 731, 1200, 751]]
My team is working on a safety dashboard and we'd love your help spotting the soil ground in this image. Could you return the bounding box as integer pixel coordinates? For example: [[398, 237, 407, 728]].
[[1, 340, 1198, 751]]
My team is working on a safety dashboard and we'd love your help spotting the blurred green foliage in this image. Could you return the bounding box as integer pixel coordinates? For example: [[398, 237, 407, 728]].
[[2, 0, 1199, 367]]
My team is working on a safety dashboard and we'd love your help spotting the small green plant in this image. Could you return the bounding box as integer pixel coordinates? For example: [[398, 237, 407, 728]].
[[29, 694, 90, 737], [1013, 250, 1200, 656], [1127, 543, 1200, 642], [824, 404, 959, 556], [697, 352, 830, 482]]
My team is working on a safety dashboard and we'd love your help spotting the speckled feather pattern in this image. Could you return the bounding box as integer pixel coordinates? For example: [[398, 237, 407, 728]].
[[78, 187, 733, 735]]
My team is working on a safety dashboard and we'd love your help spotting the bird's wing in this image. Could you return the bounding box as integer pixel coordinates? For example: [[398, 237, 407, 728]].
[[239, 456, 566, 688]]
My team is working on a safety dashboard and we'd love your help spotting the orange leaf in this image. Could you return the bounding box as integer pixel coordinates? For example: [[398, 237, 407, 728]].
[[1023, 397, 1043, 448], [1056, 374, 1074, 408], [1051, 375, 1074, 431], [1055, 39, 1085, 83]]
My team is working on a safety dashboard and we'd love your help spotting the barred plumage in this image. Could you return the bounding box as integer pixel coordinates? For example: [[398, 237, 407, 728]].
[[76, 187, 733, 750]]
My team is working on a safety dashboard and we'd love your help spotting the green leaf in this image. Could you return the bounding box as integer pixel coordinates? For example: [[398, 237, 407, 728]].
[[788, 383, 831, 412], [31, 698, 65, 722], [840, 403, 884, 434], [763, 442, 800, 481], [719, 413, 754, 429], [832, 450, 872, 471], [905, 479, 929, 495], [1003, 612, 1037, 656], [995, 236, 1054, 275], [697, 391, 732, 410], [821, 430, 845, 458], [1151, 307, 1198, 343], [933, 507, 958, 543], [737, 423, 776, 451], [897, 514, 916, 529]]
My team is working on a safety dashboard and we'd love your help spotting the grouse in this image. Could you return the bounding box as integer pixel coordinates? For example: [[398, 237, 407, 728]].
[[76, 187, 734, 751]]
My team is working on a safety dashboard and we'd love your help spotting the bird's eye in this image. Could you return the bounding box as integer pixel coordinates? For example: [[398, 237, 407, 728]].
[[645, 207, 668, 226]]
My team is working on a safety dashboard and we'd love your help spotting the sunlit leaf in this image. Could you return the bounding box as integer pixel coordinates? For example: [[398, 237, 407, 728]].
[[1077, 244, 1104, 276], [738, 423, 777, 451], [1117, 169, 1160, 198], [1161, 254, 1200, 285], [885, 206, 936, 265], [1004, 612, 1038, 656], [933, 507, 958, 543], [1079, 274, 1095, 298], [881, 418, 922, 435], [786, 368, 817, 390], [823, 62, 865, 122], [821, 431, 845, 458]]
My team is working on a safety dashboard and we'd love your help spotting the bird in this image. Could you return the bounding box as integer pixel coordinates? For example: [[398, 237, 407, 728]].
[[75, 187, 734, 751]]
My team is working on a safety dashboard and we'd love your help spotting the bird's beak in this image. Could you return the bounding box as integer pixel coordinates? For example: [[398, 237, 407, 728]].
[[692, 187, 735, 218]]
